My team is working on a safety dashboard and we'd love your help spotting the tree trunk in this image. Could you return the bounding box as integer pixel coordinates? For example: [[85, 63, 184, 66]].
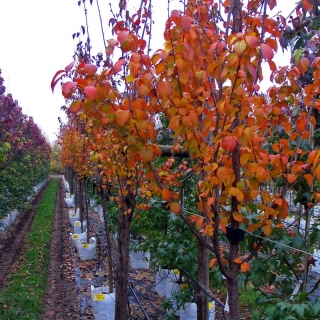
[[197, 240, 209, 320], [115, 205, 132, 319], [84, 180, 90, 243], [101, 188, 114, 293], [227, 241, 240, 319]]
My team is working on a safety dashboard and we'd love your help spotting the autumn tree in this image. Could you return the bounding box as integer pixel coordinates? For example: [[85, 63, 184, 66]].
[[53, 0, 320, 318]]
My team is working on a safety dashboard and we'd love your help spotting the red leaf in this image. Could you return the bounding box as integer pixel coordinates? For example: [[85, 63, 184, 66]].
[[112, 58, 126, 75], [246, 36, 259, 48], [84, 64, 97, 76], [267, 0, 276, 10], [51, 70, 65, 92], [65, 60, 76, 73], [62, 81, 76, 98], [108, 38, 118, 47], [221, 136, 238, 152], [84, 86, 98, 100], [117, 30, 130, 45], [261, 43, 274, 60]]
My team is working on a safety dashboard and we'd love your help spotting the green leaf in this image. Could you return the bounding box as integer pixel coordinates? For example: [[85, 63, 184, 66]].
[[292, 303, 309, 318]]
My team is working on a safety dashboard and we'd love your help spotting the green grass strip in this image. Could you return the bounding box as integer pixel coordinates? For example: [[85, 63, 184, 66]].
[[0, 178, 58, 320]]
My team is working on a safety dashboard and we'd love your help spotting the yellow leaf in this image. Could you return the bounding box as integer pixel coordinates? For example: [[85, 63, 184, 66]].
[[263, 225, 272, 236], [126, 74, 134, 83], [234, 39, 246, 55]]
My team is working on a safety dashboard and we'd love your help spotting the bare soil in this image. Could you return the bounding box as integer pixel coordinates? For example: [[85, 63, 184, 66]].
[[43, 179, 79, 320]]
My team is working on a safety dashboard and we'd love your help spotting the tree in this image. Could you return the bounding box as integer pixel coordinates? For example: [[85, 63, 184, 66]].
[[53, 0, 320, 318]]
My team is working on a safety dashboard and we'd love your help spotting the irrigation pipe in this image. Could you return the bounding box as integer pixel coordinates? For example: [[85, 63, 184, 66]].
[[128, 282, 151, 320]]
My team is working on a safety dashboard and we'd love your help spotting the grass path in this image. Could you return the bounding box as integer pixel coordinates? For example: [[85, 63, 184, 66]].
[[0, 178, 58, 320]]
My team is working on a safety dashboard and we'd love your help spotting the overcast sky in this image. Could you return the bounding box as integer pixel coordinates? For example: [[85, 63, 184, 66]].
[[0, 0, 295, 143]]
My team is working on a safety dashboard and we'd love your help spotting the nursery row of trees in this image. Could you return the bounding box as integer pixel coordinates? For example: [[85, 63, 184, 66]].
[[54, 0, 320, 318], [0, 69, 51, 218]]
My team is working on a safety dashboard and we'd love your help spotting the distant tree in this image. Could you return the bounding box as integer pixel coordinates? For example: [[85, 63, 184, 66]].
[[50, 142, 63, 174]]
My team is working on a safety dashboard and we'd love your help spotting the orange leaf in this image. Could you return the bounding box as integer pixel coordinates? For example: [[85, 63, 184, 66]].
[[170, 202, 181, 214], [296, 114, 307, 132], [302, 0, 313, 12], [116, 109, 130, 126], [233, 211, 243, 222], [240, 261, 251, 273], [304, 173, 314, 186], [261, 43, 274, 60], [196, 217, 204, 229], [209, 258, 217, 268], [162, 188, 172, 202], [298, 57, 310, 75], [158, 81, 173, 98], [287, 174, 297, 184], [233, 257, 242, 264], [69, 100, 81, 113], [282, 121, 292, 134], [207, 197, 215, 206]]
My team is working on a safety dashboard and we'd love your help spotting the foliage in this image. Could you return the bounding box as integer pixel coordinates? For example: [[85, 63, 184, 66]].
[[0, 69, 51, 218], [53, 0, 320, 317], [50, 142, 63, 174]]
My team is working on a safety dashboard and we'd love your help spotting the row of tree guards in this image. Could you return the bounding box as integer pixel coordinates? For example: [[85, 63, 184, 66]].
[[55, 0, 320, 318]]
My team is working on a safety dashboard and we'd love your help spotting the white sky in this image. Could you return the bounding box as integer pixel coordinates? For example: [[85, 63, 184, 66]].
[[0, 0, 295, 143]]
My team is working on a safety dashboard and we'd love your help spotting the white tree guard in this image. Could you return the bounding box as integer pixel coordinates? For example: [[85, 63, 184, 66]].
[[129, 251, 150, 269], [90, 285, 115, 320]]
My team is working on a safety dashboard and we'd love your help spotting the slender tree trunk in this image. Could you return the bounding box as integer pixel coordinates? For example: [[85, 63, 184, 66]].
[[197, 240, 209, 320], [227, 240, 240, 319], [115, 203, 133, 319], [84, 180, 90, 243], [79, 180, 84, 233], [101, 188, 114, 293]]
